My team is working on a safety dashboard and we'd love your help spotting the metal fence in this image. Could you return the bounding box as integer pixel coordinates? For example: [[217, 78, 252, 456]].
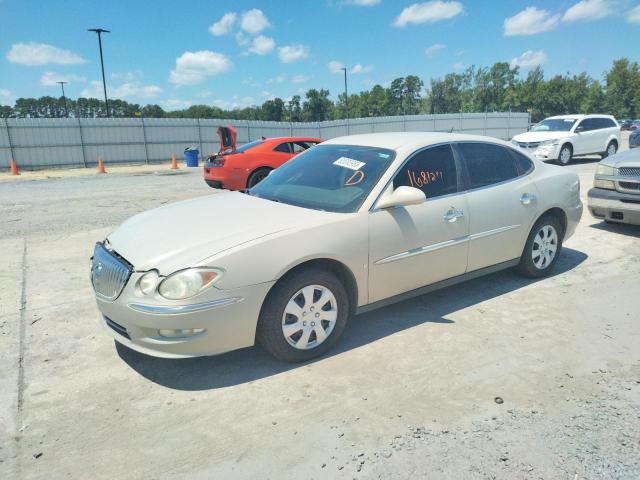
[[0, 112, 529, 170]]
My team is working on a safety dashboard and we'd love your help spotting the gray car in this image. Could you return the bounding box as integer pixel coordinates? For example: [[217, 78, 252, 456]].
[[629, 128, 640, 149], [588, 148, 640, 225]]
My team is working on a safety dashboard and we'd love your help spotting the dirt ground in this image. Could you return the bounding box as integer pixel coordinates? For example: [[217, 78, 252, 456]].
[[0, 144, 639, 479]]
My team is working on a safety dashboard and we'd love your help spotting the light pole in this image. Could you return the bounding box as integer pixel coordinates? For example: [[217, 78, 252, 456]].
[[56, 81, 68, 117], [340, 67, 349, 121], [88, 28, 110, 117]]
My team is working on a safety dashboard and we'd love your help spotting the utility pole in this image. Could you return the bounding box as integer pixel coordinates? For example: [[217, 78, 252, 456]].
[[57, 81, 69, 117], [88, 28, 111, 117]]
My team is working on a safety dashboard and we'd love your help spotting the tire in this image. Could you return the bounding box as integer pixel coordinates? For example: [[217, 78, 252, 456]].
[[517, 214, 563, 278], [602, 141, 617, 158], [557, 144, 573, 166], [247, 168, 271, 188], [257, 268, 349, 362]]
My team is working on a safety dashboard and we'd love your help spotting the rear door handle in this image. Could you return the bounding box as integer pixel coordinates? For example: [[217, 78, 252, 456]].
[[443, 207, 464, 222], [520, 193, 537, 205]]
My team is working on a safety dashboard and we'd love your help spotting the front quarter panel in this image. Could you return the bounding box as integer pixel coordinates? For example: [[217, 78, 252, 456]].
[[200, 212, 370, 306]]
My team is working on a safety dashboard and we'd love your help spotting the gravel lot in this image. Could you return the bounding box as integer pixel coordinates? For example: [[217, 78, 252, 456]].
[[1, 142, 639, 479]]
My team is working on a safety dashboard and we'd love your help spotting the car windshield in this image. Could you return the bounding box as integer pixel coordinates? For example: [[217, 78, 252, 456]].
[[531, 118, 577, 132], [235, 139, 264, 153], [249, 144, 395, 213]]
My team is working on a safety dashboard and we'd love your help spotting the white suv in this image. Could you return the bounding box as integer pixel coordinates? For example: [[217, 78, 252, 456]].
[[512, 114, 621, 165]]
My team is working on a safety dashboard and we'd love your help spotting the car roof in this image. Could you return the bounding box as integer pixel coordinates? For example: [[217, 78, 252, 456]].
[[321, 131, 512, 150], [262, 136, 322, 143], [546, 114, 616, 120]]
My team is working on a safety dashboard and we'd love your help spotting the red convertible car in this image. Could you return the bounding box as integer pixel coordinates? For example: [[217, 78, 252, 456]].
[[204, 126, 322, 189]]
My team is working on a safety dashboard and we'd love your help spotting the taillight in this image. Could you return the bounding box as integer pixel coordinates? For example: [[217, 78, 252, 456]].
[[207, 155, 225, 167]]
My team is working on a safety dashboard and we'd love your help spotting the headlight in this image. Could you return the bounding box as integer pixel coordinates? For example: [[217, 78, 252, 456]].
[[596, 164, 615, 176], [137, 270, 159, 295], [594, 179, 615, 190], [158, 268, 223, 300], [539, 139, 559, 147], [511, 139, 519, 146]]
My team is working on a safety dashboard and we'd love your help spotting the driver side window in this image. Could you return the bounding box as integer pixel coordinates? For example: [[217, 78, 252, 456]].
[[393, 144, 458, 199]]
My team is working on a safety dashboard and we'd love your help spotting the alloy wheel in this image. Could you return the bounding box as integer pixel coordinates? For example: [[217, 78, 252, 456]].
[[607, 143, 617, 156], [281, 284, 338, 350], [532, 225, 558, 269], [559, 147, 571, 165]]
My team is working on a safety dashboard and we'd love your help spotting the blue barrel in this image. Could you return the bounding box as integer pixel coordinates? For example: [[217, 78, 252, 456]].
[[184, 148, 199, 167]]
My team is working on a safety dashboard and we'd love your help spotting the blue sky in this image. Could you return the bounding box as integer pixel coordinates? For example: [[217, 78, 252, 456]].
[[1, 0, 639, 110]]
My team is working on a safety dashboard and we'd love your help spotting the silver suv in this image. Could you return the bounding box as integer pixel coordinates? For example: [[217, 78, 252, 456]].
[[588, 148, 640, 225]]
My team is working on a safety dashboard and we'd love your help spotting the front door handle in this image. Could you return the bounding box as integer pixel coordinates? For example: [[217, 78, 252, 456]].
[[520, 193, 537, 205], [443, 207, 464, 222]]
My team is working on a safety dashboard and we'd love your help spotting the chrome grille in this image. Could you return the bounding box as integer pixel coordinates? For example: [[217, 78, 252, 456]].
[[90, 243, 132, 301], [618, 167, 640, 177], [517, 142, 540, 149]]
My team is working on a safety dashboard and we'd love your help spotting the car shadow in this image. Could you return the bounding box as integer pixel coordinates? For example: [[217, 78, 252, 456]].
[[570, 155, 602, 165], [589, 221, 640, 238], [116, 247, 588, 391]]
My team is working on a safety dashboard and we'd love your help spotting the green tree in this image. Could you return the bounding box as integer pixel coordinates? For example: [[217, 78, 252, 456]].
[[302, 89, 332, 121], [604, 58, 640, 119]]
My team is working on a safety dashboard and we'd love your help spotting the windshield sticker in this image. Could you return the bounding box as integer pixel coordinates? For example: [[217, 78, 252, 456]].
[[334, 157, 366, 171], [344, 170, 365, 186], [378, 153, 391, 159]]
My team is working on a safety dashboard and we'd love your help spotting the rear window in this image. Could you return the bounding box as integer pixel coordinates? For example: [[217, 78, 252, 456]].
[[235, 140, 264, 153], [457, 142, 519, 189]]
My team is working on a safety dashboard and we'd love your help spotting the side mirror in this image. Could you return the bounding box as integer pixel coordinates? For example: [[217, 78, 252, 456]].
[[376, 186, 426, 209], [575, 125, 584, 133]]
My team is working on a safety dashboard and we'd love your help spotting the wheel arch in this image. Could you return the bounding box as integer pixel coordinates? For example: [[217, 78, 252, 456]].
[[264, 258, 359, 316], [533, 207, 567, 240]]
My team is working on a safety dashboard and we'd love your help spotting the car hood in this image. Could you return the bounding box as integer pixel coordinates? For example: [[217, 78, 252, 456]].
[[107, 191, 334, 274], [512, 131, 569, 143], [601, 148, 640, 168]]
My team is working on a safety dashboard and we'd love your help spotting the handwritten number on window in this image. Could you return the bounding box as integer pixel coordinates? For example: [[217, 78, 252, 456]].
[[406, 169, 444, 188]]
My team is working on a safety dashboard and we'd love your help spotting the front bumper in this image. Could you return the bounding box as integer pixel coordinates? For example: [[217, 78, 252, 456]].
[[587, 187, 640, 225], [530, 144, 560, 162], [95, 275, 275, 358]]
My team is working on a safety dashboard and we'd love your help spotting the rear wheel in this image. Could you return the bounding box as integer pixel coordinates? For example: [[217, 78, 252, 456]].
[[257, 268, 349, 362], [557, 144, 572, 166], [518, 215, 563, 278], [247, 167, 271, 188]]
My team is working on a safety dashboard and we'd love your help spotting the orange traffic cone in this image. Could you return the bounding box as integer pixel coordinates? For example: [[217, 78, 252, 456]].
[[97, 157, 106, 174], [171, 153, 178, 170], [10, 158, 20, 175]]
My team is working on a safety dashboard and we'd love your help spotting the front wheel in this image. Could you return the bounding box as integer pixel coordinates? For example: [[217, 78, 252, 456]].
[[518, 215, 563, 278], [603, 141, 617, 158], [257, 268, 349, 362], [557, 144, 572, 166]]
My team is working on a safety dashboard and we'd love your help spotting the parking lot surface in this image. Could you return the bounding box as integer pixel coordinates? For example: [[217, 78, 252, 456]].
[[1, 154, 639, 479]]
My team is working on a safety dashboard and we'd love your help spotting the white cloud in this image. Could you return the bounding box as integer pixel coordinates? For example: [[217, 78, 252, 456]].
[[452, 61, 467, 71], [504, 7, 560, 36], [291, 74, 312, 84], [328, 60, 371, 74], [278, 44, 309, 63], [627, 5, 640, 23], [7, 42, 86, 66], [267, 74, 287, 84], [350, 64, 373, 74], [425, 43, 446, 57], [247, 35, 275, 55], [169, 50, 232, 86], [563, 0, 614, 23], [235, 31, 250, 46], [81, 79, 162, 99], [241, 9, 270, 34], [347, 0, 381, 5], [40, 71, 86, 86], [328, 60, 345, 73], [393, 1, 463, 27], [0, 89, 15, 105], [209, 12, 237, 36], [510, 50, 548, 69], [161, 98, 193, 110]]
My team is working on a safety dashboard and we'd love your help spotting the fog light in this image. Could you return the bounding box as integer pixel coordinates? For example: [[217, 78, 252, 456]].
[[158, 328, 205, 338], [594, 179, 615, 190]]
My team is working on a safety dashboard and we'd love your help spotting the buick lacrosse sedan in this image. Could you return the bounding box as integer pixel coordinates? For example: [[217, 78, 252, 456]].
[[91, 132, 582, 362]]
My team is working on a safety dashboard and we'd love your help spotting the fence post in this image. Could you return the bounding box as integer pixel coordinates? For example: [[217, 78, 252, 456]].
[[507, 110, 511, 140], [141, 117, 149, 164], [196, 118, 203, 160], [402, 115, 406, 132], [483, 112, 488, 135], [318, 122, 321, 138], [77, 117, 87, 168], [289, 121, 293, 136], [3, 117, 15, 165], [246, 120, 251, 142]]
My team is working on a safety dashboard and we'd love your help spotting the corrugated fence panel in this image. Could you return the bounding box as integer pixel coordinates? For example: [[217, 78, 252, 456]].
[[0, 112, 529, 170]]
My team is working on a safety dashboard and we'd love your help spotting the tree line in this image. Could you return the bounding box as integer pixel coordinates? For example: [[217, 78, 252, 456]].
[[2, 58, 638, 123]]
